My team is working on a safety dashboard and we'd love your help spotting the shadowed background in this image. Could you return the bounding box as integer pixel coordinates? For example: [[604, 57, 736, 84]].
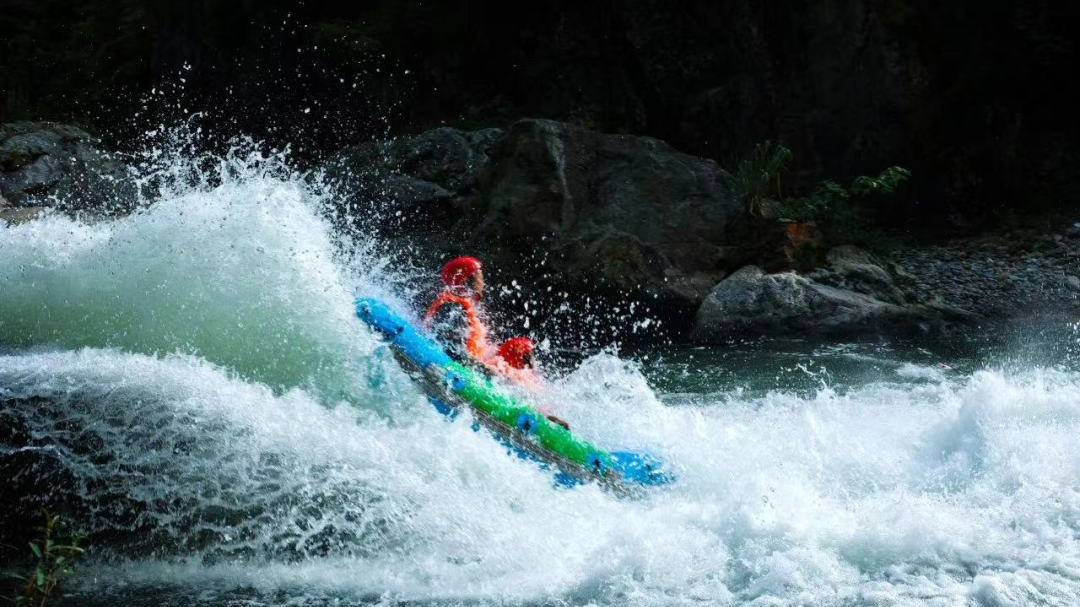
[[3, 0, 1079, 233]]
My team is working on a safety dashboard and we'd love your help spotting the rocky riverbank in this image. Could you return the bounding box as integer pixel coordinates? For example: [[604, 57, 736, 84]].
[[4, 119, 1078, 344], [692, 228, 1080, 340], [893, 228, 1080, 318]]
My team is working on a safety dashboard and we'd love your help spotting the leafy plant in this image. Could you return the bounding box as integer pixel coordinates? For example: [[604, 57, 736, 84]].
[[800, 166, 911, 251], [5, 512, 84, 607], [849, 166, 912, 197], [806, 167, 910, 209], [730, 139, 912, 255], [732, 140, 793, 216]]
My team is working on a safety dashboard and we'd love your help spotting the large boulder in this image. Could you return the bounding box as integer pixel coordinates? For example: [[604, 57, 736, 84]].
[[693, 248, 975, 339], [321, 119, 767, 330], [464, 119, 750, 309], [0, 122, 133, 211], [321, 126, 502, 230]]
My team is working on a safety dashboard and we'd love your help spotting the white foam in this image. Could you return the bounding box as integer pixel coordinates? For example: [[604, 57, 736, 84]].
[[0, 157, 391, 402], [896, 362, 948, 382], [4, 347, 1080, 606]]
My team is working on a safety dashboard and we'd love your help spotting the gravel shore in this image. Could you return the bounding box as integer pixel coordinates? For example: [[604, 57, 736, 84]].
[[894, 223, 1080, 317]]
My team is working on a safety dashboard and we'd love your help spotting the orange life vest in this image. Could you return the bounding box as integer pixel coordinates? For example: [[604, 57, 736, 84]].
[[424, 291, 495, 363], [424, 291, 544, 391]]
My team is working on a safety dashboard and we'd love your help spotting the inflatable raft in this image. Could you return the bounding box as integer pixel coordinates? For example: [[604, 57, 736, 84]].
[[355, 298, 672, 496]]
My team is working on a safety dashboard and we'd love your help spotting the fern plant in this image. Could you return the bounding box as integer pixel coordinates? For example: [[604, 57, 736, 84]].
[[732, 140, 793, 216]]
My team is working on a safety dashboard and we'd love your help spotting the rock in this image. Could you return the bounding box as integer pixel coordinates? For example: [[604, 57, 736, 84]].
[[326, 118, 757, 326], [886, 259, 921, 294], [323, 119, 834, 337], [0, 122, 133, 211], [465, 118, 747, 309], [322, 126, 501, 209], [319, 127, 503, 253], [379, 174, 454, 207], [0, 205, 47, 224], [395, 127, 503, 192], [808, 245, 907, 305], [890, 230, 1080, 317], [692, 265, 971, 340]]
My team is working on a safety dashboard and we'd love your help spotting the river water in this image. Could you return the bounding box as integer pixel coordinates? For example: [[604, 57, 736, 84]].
[[1, 145, 1078, 606]]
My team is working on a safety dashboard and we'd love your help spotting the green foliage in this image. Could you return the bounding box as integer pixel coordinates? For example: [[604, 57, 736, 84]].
[[800, 166, 910, 216], [795, 167, 910, 250], [849, 166, 912, 197], [5, 512, 84, 607], [732, 140, 793, 216], [732, 140, 911, 253]]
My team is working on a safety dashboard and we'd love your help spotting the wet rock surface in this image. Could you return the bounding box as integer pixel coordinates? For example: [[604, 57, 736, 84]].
[[0, 122, 134, 211], [693, 248, 973, 340], [465, 118, 746, 308], [321, 126, 502, 228]]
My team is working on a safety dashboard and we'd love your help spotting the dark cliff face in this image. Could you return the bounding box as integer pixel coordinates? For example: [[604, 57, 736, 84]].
[[2, 1, 1078, 230]]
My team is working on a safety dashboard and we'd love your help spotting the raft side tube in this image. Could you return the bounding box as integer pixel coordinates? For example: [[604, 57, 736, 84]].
[[610, 451, 674, 486], [356, 298, 451, 369]]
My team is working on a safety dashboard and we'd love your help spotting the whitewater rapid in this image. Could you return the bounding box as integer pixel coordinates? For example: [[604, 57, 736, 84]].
[[2, 150, 1079, 606]]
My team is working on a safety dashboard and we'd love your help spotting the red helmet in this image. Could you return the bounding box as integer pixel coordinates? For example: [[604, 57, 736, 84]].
[[498, 337, 535, 369], [440, 256, 483, 287]]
